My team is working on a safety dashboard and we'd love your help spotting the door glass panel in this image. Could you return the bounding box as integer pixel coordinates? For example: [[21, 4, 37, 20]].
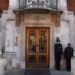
[[28, 55, 36, 63], [39, 55, 47, 63], [39, 31, 47, 53], [29, 31, 36, 53]]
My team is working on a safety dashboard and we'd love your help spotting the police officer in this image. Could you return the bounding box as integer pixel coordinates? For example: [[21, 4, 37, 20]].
[[54, 37, 63, 70], [64, 43, 73, 71]]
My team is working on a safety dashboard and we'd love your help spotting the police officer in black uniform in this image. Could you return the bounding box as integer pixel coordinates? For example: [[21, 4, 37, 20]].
[[54, 37, 63, 70], [64, 43, 73, 71]]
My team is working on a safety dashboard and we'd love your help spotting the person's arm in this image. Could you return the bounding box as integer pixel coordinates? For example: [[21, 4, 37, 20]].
[[71, 48, 74, 57]]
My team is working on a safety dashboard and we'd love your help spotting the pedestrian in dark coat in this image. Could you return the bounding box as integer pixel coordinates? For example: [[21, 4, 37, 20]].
[[54, 37, 63, 70], [64, 43, 73, 71]]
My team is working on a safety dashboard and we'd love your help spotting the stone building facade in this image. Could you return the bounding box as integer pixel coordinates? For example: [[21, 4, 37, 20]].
[[0, 0, 75, 70]]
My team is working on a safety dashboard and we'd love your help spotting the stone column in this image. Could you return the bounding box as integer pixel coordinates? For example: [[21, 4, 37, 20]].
[[57, 0, 67, 11], [0, 11, 3, 56], [1, 11, 9, 57], [9, 0, 19, 9], [71, 13, 75, 75], [74, 14, 75, 50], [68, 12, 75, 74], [0, 18, 2, 55], [16, 26, 23, 68], [68, 12, 75, 47]]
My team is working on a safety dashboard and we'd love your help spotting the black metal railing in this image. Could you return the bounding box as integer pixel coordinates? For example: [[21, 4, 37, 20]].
[[19, 0, 58, 10]]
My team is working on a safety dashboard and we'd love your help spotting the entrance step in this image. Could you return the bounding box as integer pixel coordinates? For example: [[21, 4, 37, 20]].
[[5, 68, 72, 75], [51, 70, 71, 75], [25, 68, 50, 75]]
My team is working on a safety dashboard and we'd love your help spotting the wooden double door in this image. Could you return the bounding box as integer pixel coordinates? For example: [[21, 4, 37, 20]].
[[26, 27, 50, 68]]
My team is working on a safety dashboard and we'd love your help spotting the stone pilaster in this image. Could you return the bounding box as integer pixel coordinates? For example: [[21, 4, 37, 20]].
[[68, 12, 75, 47], [0, 18, 2, 55], [0, 10, 2, 55]]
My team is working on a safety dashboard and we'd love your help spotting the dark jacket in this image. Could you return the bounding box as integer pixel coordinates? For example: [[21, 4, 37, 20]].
[[54, 43, 63, 59], [64, 46, 73, 59]]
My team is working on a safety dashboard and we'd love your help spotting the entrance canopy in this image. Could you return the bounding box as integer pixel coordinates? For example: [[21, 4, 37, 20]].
[[0, 0, 9, 10]]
